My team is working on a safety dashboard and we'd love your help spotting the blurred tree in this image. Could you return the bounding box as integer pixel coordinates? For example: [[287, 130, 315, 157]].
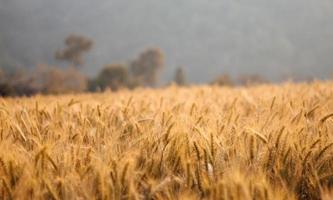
[[5, 68, 37, 96], [130, 48, 165, 87], [0, 63, 88, 96], [211, 74, 234, 86], [32, 65, 87, 94], [0, 68, 14, 96], [0, 82, 14, 96], [55, 34, 93, 67], [174, 66, 186, 86], [94, 64, 129, 91], [238, 74, 268, 86]]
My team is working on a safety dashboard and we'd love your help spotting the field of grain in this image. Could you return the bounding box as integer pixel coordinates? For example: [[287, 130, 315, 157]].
[[1, 82, 333, 200]]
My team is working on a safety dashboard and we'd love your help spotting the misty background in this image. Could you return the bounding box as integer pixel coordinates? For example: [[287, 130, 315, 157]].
[[1, 0, 333, 83]]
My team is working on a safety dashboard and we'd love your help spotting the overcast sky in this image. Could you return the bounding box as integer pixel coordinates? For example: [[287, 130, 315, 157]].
[[1, 0, 333, 83]]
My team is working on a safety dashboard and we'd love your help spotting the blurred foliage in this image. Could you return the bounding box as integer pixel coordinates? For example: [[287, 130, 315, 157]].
[[238, 74, 269, 86], [0, 68, 15, 96], [0, 34, 275, 97], [0, 65, 87, 97], [31, 65, 87, 94], [211, 74, 270, 87], [0, 68, 37, 96], [130, 48, 164, 87], [89, 48, 166, 92], [55, 34, 93, 67], [174, 66, 186, 86], [0, 45, 169, 96], [91, 64, 129, 91], [211, 74, 234, 86]]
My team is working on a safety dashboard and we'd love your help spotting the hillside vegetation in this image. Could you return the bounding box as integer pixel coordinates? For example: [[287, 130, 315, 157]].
[[0, 82, 333, 199]]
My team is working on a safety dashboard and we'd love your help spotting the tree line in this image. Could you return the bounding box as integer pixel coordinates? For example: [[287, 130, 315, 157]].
[[0, 34, 273, 97]]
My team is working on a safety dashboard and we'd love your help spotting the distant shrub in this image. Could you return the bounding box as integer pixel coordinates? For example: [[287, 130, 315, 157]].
[[32, 65, 87, 94], [0, 69, 14, 96], [211, 74, 234, 86], [87, 79, 101, 92], [0, 82, 14, 96], [0, 65, 88, 96], [0, 68, 38, 96], [238, 74, 269, 86], [93, 64, 130, 91], [130, 48, 165, 87], [174, 67, 186, 86]]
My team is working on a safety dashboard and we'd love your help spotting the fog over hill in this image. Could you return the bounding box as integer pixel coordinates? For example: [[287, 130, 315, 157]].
[[0, 0, 333, 83]]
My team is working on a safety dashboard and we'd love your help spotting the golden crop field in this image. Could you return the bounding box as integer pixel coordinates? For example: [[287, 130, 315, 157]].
[[1, 81, 333, 200]]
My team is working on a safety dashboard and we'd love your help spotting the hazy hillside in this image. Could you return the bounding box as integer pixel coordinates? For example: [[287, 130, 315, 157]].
[[1, 0, 333, 82]]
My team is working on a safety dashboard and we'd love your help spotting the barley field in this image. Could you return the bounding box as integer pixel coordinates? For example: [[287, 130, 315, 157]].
[[1, 81, 333, 200]]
